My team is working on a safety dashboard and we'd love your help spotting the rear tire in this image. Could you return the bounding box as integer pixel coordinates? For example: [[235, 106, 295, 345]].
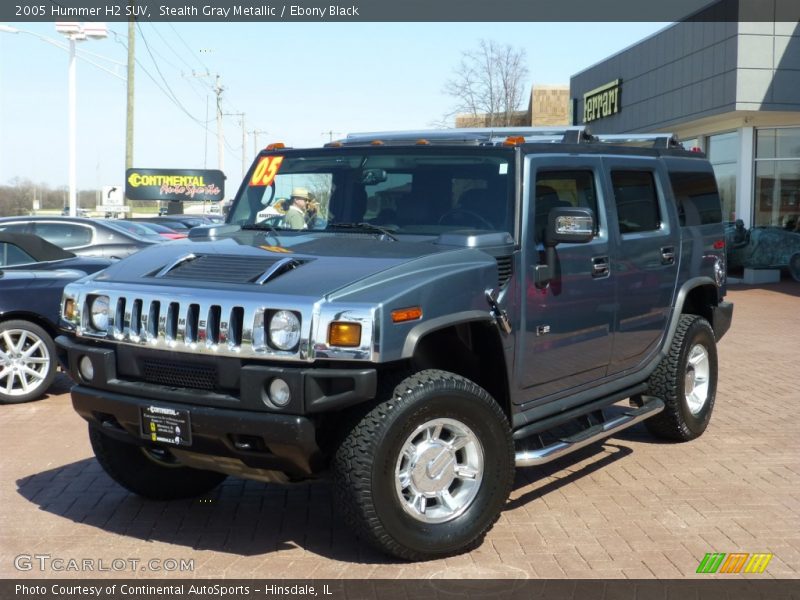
[[333, 369, 514, 561], [89, 426, 227, 500], [643, 314, 717, 441], [789, 253, 800, 282]]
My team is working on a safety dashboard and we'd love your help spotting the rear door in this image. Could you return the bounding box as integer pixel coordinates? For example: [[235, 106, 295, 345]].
[[600, 157, 680, 373]]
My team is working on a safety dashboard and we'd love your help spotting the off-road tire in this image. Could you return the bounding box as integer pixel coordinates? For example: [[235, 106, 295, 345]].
[[333, 369, 514, 561], [0, 320, 57, 404], [89, 425, 227, 500], [643, 314, 717, 441]]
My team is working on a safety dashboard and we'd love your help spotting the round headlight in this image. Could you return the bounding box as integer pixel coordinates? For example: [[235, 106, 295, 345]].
[[89, 295, 110, 332], [268, 310, 301, 350]]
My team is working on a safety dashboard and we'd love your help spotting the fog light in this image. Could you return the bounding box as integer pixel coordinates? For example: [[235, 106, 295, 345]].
[[78, 355, 94, 381], [267, 378, 291, 407]]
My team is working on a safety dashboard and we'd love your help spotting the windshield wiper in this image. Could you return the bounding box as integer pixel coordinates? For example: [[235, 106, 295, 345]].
[[241, 222, 285, 232], [327, 222, 398, 241]]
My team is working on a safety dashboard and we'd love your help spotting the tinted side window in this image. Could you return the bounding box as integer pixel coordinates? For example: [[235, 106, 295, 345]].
[[534, 171, 598, 243], [669, 171, 723, 226], [32, 223, 93, 248], [611, 171, 660, 234], [0, 242, 35, 266]]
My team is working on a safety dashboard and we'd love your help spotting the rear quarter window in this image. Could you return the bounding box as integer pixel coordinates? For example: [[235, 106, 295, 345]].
[[669, 171, 723, 226]]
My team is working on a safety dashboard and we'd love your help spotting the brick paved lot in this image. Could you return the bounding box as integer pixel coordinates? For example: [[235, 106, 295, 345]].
[[1, 281, 798, 580]]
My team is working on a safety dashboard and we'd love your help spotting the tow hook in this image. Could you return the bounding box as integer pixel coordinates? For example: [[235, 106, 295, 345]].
[[485, 289, 512, 334]]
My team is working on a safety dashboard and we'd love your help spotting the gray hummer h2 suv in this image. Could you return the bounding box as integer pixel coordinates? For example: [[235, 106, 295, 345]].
[[57, 127, 733, 560]]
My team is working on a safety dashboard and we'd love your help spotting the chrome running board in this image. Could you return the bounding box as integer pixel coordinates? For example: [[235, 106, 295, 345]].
[[515, 397, 664, 467]]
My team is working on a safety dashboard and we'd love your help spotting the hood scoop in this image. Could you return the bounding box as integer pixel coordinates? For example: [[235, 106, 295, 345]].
[[153, 254, 308, 285]]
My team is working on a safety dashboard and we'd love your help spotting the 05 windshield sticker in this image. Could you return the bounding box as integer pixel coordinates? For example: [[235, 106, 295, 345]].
[[249, 156, 284, 186]]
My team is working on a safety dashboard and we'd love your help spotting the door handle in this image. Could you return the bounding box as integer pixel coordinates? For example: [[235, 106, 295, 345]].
[[661, 246, 675, 265], [592, 256, 610, 278]]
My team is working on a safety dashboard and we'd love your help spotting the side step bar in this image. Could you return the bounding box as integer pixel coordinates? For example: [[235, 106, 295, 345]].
[[515, 397, 664, 467]]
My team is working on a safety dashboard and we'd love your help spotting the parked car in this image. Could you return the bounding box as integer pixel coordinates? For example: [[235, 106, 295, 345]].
[[725, 220, 800, 281], [0, 233, 113, 404], [0, 216, 158, 259], [129, 217, 191, 232], [150, 214, 214, 229], [59, 127, 733, 560], [0, 232, 113, 273], [122, 220, 187, 240]]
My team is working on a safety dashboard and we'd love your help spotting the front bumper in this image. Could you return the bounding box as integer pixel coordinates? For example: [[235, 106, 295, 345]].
[[56, 335, 378, 477], [73, 385, 322, 477]]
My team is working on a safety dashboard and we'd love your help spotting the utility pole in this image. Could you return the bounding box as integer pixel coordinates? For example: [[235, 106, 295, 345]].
[[250, 129, 268, 158], [223, 112, 246, 178], [125, 18, 135, 206], [322, 130, 343, 143], [215, 74, 224, 173]]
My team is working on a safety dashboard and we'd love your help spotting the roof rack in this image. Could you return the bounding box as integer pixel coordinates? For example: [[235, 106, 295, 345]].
[[330, 127, 681, 149], [592, 133, 681, 149]]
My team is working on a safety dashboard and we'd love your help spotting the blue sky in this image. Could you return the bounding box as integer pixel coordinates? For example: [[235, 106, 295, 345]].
[[0, 22, 666, 192]]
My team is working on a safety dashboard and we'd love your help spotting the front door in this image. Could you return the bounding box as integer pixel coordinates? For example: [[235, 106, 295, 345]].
[[516, 156, 615, 400]]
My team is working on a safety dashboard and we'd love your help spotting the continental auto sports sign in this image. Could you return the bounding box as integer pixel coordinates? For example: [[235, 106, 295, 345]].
[[125, 168, 225, 202]]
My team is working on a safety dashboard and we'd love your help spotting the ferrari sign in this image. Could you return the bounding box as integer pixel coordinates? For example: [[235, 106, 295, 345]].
[[583, 79, 622, 123], [125, 168, 225, 202]]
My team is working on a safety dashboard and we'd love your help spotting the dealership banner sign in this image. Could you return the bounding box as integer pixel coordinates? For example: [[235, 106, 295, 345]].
[[125, 169, 225, 202]]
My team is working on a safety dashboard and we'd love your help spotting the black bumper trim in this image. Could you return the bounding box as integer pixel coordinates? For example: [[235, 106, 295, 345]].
[[55, 335, 377, 415], [72, 385, 323, 476]]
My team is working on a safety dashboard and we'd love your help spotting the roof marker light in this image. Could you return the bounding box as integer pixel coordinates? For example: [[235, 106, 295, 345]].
[[265, 142, 285, 150], [503, 136, 526, 146]]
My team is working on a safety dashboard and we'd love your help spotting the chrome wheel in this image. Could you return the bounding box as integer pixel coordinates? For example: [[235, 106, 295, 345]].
[[684, 343, 710, 415], [0, 328, 51, 398], [394, 417, 484, 524]]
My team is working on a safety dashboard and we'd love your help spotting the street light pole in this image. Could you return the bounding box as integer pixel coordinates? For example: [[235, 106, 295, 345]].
[[67, 37, 78, 217], [55, 22, 108, 217]]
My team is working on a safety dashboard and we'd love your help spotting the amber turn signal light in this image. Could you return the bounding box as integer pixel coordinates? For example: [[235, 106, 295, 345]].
[[328, 322, 362, 347], [391, 306, 422, 323], [64, 299, 75, 320]]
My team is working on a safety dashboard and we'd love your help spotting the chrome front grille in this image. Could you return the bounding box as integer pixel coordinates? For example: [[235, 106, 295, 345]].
[[79, 292, 303, 360]]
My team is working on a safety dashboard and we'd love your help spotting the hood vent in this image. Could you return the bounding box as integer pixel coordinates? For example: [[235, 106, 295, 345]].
[[154, 254, 307, 284], [496, 256, 513, 287]]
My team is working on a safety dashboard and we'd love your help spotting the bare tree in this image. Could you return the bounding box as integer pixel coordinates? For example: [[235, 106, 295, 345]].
[[444, 40, 529, 127]]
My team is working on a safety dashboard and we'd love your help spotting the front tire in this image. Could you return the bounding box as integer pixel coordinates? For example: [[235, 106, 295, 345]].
[[333, 369, 514, 560], [89, 426, 227, 500], [0, 320, 56, 404], [643, 314, 718, 441]]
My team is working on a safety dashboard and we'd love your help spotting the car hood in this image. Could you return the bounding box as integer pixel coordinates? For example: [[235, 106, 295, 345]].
[[89, 229, 503, 299]]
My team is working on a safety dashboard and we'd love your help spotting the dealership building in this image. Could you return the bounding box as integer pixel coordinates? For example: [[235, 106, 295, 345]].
[[570, 15, 800, 230]]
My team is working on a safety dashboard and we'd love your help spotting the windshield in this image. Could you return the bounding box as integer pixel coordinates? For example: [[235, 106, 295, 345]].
[[228, 149, 516, 236]]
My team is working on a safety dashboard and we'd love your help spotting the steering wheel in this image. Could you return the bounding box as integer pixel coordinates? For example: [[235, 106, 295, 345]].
[[438, 208, 494, 229]]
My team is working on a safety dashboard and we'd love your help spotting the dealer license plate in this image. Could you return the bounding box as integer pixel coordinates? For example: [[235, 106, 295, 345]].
[[140, 405, 192, 446]]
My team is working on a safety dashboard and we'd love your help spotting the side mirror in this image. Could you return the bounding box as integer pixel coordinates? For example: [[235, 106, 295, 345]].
[[535, 207, 596, 288], [545, 207, 596, 246]]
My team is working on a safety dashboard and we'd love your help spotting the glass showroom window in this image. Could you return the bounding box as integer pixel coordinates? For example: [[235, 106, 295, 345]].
[[754, 128, 800, 229], [706, 132, 738, 222]]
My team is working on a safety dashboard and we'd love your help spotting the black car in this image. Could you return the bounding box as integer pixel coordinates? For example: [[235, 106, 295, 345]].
[[0, 216, 158, 259], [0, 232, 113, 273], [0, 234, 113, 404]]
